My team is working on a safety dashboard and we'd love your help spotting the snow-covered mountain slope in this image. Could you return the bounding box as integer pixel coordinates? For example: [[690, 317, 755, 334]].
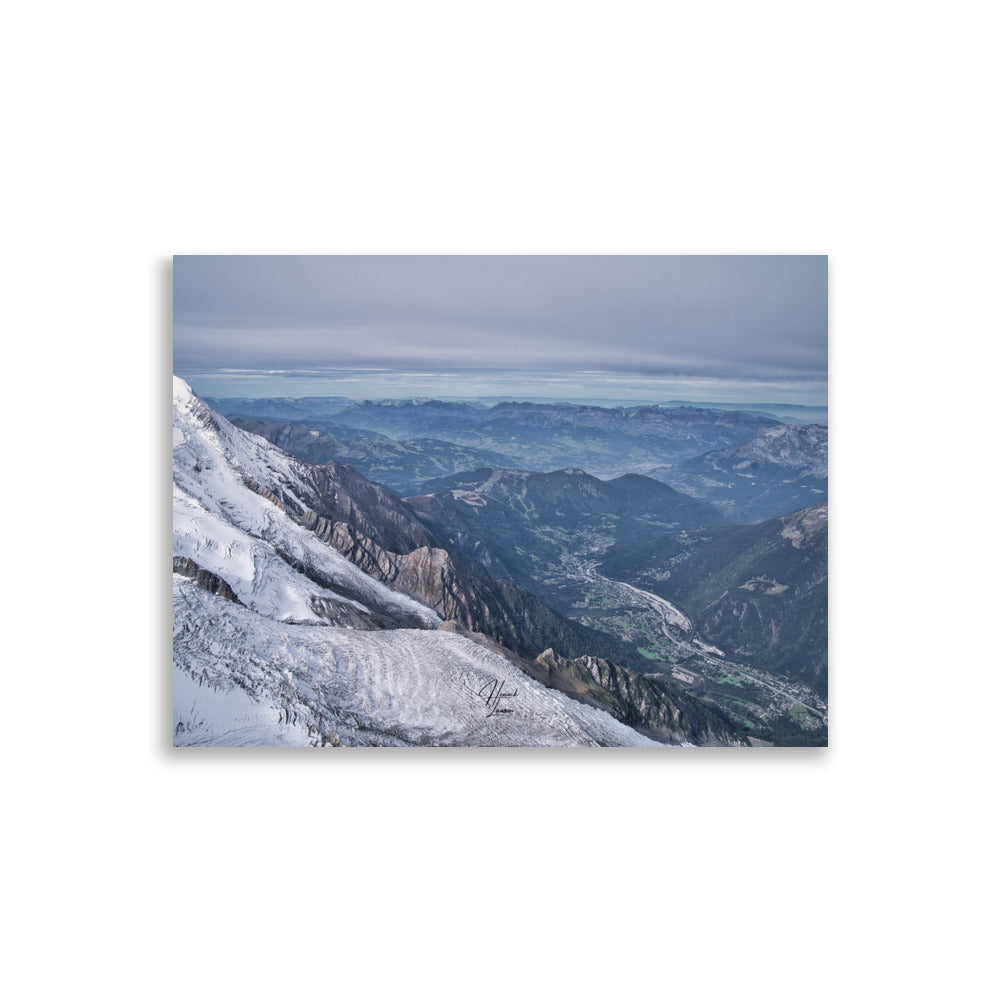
[[173, 376, 439, 629], [173, 377, 664, 747], [174, 578, 660, 747]]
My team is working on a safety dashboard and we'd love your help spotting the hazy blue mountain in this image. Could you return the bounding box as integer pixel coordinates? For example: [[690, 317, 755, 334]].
[[215, 396, 784, 477], [326, 399, 485, 437], [205, 395, 352, 420], [659, 401, 828, 425], [325, 399, 781, 477], [230, 417, 512, 496], [650, 423, 828, 522]]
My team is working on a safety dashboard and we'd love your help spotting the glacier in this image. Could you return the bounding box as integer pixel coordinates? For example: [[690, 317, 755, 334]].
[[174, 578, 660, 747]]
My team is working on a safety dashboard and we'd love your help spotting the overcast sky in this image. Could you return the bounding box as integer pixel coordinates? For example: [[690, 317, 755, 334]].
[[174, 255, 827, 402]]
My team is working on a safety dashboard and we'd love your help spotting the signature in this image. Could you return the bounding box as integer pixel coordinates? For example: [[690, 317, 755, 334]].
[[478, 679, 517, 717]]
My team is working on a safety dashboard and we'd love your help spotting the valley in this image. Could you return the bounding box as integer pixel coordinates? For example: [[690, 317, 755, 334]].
[[496, 521, 828, 745], [405, 470, 828, 746]]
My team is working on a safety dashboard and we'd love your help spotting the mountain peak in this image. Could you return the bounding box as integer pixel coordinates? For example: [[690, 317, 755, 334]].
[[173, 374, 194, 401]]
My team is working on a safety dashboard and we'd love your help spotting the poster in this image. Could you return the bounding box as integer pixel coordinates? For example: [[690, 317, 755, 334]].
[[173, 255, 827, 747]]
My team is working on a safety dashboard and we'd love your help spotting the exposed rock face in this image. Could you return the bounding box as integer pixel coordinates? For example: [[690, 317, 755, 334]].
[[240, 474, 283, 508], [307, 596, 385, 630], [283, 461, 434, 556], [307, 516, 481, 626], [533, 648, 749, 747], [309, 516, 593, 661], [172, 556, 243, 605]]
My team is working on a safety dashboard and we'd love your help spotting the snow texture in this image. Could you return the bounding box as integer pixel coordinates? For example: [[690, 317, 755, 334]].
[[173, 376, 439, 628], [174, 578, 660, 747]]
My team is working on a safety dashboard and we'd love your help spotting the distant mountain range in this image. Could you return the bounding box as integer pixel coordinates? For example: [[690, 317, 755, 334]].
[[204, 395, 353, 420], [649, 424, 828, 522], [658, 401, 828, 425], [229, 417, 513, 496], [214, 397, 783, 477], [225, 403, 827, 525], [204, 391, 827, 425]]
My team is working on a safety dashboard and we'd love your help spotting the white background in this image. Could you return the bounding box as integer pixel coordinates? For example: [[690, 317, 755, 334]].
[[4, 2, 994, 998]]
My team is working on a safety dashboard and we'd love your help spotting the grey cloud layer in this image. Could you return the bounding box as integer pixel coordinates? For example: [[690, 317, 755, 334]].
[[174, 255, 827, 381]]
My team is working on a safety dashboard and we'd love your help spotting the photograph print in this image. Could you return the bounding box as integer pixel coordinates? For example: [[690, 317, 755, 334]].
[[172, 254, 828, 748]]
